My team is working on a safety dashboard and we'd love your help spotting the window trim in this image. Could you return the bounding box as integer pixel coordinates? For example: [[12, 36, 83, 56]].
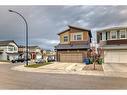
[[72, 33, 83, 41], [76, 34, 82, 40], [63, 35, 69, 42], [119, 29, 126, 39], [110, 30, 117, 40], [107, 31, 110, 40]]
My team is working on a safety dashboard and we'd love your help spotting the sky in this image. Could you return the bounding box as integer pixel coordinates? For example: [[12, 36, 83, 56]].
[[0, 5, 127, 50]]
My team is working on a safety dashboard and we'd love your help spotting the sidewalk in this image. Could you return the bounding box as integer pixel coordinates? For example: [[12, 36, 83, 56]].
[[11, 62, 127, 78], [11, 62, 104, 76], [0, 62, 10, 64]]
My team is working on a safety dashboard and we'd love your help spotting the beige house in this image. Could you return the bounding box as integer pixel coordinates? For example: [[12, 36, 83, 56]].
[[55, 25, 92, 63]]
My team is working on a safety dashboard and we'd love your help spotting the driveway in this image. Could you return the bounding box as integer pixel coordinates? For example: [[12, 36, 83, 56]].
[[103, 63, 127, 77], [103, 63, 127, 72], [12, 62, 104, 76]]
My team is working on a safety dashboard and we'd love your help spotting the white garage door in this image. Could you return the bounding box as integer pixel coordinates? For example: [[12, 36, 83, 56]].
[[60, 53, 83, 63], [104, 50, 127, 63]]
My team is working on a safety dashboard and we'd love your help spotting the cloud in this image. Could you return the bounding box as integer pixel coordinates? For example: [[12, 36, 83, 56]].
[[0, 5, 127, 49]]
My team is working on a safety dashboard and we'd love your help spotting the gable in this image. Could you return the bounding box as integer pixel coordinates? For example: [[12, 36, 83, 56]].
[[58, 26, 92, 38]]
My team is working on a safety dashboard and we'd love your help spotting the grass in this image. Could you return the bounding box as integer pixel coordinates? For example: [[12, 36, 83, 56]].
[[25, 62, 52, 68], [0, 60, 10, 62]]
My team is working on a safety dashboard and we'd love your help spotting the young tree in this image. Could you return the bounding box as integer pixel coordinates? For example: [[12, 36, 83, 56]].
[[91, 47, 98, 70]]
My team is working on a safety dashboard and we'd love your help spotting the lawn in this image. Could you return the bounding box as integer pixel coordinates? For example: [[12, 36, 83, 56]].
[[25, 62, 52, 68], [0, 60, 10, 62]]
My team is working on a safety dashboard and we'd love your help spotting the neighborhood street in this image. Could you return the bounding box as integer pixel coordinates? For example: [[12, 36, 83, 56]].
[[0, 63, 127, 89]]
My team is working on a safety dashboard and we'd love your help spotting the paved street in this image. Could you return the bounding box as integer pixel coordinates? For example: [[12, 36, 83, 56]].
[[0, 64, 127, 89]]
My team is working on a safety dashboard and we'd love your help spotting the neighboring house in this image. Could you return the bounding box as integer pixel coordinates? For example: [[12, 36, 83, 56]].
[[97, 26, 127, 64], [18, 45, 42, 60], [55, 25, 92, 63], [0, 40, 19, 61], [43, 49, 56, 61]]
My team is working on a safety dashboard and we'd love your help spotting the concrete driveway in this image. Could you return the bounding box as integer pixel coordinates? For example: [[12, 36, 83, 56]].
[[103, 63, 127, 77], [103, 63, 127, 72], [12, 62, 87, 73], [12, 62, 105, 76]]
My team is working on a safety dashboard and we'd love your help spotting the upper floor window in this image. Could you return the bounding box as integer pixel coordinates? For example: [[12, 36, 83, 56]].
[[72, 33, 83, 41], [77, 35, 82, 40], [8, 46, 14, 51], [64, 36, 68, 42], [110, 30, 117, 39], [14, 47, 17, 51], [107, 32, 110, 40], [120, 29, 126, 39]]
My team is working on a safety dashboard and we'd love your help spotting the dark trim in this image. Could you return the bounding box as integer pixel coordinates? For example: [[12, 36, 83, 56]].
[[106, 39, 127, 45], [56, 49, 88, 51], [57, 25, 92, 38], [68, 25, 90, 31], [58, 29, 70, 35]]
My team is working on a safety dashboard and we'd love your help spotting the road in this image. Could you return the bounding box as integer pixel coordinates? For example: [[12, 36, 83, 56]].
[[0, 64, 127, 89]]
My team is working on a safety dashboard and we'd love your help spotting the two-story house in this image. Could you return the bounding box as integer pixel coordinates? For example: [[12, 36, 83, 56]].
[[43, 49, 56, 61], [18, 45, 42, 60], [97, 26, 127, 64], [55, 25, 92, 63], [0, 40, 19, 61]]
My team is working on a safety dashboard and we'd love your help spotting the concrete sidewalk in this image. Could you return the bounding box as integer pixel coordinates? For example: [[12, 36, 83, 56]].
[[12, 62, 104, 76], [0, 62, 10, 64], [11, 62, 127, 78]]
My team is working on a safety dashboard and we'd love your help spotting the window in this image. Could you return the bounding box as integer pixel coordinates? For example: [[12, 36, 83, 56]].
[[111, 31, 117, 39], [64, 36, 68, 42], [74, 35, 77, 40], [8, 47, 13, 51], [102, 32, 106, 41], [107, 32, 110, 40], [120, 30, 126, 39], [77, 35, 82, 40], [14, 47, 17, 51], [73, 33, 83, 41]]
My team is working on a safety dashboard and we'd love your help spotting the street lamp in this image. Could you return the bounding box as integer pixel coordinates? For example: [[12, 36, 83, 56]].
[[9, 9, 29, 66]]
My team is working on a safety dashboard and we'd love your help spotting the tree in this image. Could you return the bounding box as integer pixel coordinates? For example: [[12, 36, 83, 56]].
[[91, 47, 98, 70]]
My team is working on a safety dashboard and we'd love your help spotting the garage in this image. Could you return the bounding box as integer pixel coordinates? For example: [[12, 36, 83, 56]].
[[60, 53, 83, 63], [104, 50, 127, 63]]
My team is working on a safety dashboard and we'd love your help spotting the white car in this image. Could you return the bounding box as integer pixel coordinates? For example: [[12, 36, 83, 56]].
[[35, 58, 46, 64]]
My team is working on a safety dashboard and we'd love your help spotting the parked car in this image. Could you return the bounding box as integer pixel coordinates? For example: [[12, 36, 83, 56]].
[[11, 58, 30, 63], [47, 57, 55, 62], [35, 58, 46, 64]]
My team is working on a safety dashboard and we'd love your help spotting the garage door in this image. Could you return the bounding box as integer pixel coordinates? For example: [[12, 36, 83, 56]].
[[60, 53, 83, 63], [104, 50, 127, 63]]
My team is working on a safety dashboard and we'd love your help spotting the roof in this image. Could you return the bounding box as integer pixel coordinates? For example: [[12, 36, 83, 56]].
[[0, 40, 18, 46], [18, 45, 40, 49], [7, 52, 19, 55], [97, 26, 127, 32], [55, 44, 90, 50], [102, 45, 127, 50], [58, 25, 92, 38]]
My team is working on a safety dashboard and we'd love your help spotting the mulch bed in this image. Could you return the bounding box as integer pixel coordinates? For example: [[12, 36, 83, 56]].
[[83, 64, 103, 71]]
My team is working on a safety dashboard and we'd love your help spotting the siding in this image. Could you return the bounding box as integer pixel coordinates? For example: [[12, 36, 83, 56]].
[[59, 31, 70, 44], [59, 28, 90, 45]]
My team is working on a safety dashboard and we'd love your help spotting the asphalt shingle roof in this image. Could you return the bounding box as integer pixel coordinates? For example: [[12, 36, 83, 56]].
[[0, 40, 16, 46], [57, 25, 92, 38], [55, 44, 90, 50]]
